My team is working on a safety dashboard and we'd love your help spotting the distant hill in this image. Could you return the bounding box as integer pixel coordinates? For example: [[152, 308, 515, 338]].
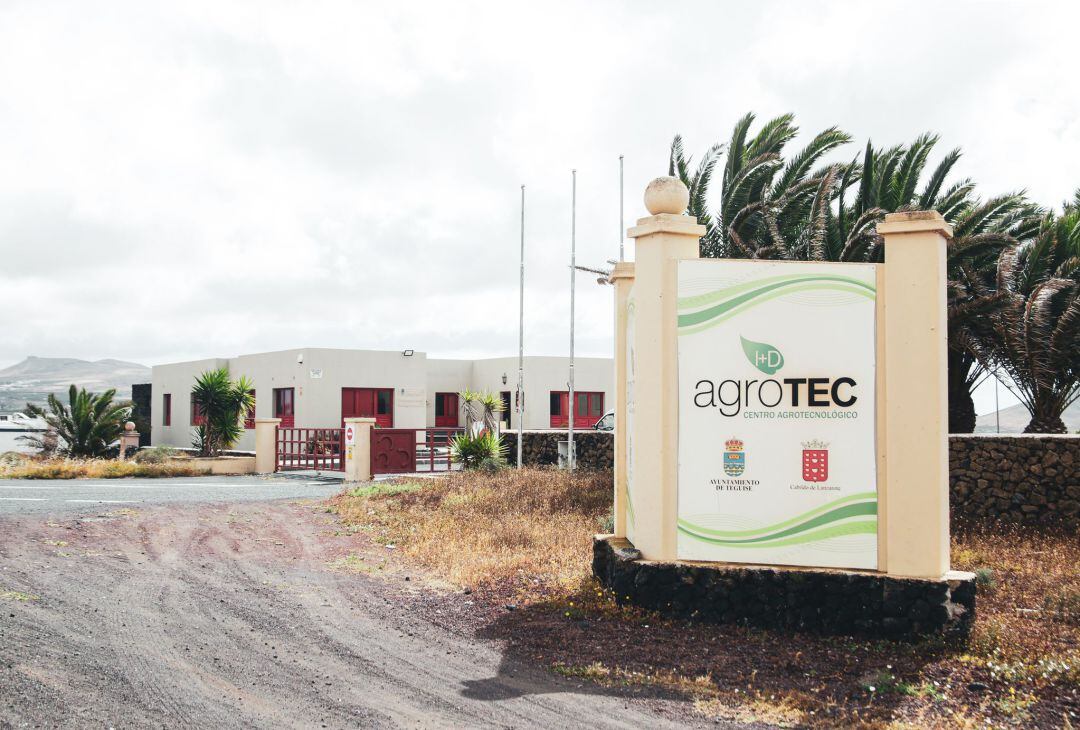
[[975, 400, 1080, 434], [0, 356, 150, 410]]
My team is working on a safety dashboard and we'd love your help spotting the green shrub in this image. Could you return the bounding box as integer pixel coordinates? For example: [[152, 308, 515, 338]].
[[449, 430, 507, 470], [133, 446, 178, 464], [975, 567, 996, 588]]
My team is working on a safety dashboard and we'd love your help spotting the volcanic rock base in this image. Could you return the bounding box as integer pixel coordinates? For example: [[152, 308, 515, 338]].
[[593, 535, 976, 639]]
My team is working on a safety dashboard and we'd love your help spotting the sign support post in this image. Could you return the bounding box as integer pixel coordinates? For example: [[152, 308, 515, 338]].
[[623, 179, 705, 560], [877, 211, 953, 579], [610, 260, 635, 538]]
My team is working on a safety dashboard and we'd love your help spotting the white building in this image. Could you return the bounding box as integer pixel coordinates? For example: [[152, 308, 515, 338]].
[[151, 348, 613, 450]]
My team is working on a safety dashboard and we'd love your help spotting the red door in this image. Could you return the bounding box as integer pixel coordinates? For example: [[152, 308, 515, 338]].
[[550, 391, 570, 428], [434, 392, 458, 427], [273, 388, 294, 428], [341, 387, 394, 428]]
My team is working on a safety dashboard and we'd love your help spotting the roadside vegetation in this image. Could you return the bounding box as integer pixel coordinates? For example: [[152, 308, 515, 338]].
[[331, 469, 1079, 728], [669, 113, 1080, 434], [0, 450, 209, 479]]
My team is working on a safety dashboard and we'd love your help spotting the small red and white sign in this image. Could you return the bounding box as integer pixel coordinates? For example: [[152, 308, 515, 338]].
[[345, 425, 355, 445]]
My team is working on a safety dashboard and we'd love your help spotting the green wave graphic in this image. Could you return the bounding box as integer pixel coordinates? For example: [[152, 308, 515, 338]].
[[679, 519, 877, 549], [677, 501, 876, 545], [678, 273, 875, 311], [677, 282, 874, 336], [679, 277, 875, 329], [678, 491, 876, 537]]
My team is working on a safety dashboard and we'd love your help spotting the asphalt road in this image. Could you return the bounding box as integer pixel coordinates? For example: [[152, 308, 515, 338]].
[[0, 475, 344, 515]]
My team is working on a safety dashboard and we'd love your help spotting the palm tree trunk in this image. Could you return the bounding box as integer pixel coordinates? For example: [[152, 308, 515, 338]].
[[1023, 415, 1067, 434], [947, 350, 977, 433]]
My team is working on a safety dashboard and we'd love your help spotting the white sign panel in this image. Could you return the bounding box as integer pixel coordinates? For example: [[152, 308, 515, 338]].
[[677, 260, 878, 570]]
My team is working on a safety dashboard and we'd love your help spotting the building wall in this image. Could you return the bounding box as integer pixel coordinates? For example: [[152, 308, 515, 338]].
[[152, 358, 229, 449], [471, 356, 614, 431], [426, 359, 473, 428], [150, 348, 615, 448]]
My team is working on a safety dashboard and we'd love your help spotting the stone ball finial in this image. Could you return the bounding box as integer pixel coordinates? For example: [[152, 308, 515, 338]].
[[124, 421, 136, 431], [644, 176, 689, 216]]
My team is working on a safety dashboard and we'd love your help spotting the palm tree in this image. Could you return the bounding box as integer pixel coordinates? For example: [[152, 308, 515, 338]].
[[976, 196, 1080, 433], [23, 386, 130, 457], [190, 368, 255, 456], [668, 118, 1045, 431], [669, 113, 851, 259]]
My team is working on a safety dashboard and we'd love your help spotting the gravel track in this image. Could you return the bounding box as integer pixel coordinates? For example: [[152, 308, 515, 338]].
[[0, 499, 721, 729]]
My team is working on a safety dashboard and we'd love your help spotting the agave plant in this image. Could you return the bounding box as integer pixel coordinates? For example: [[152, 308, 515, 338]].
[[23, 385, 130, 457], [974, 197, 1080, 433], [190, 368, 255, 456], [449, 430, 507, 470]]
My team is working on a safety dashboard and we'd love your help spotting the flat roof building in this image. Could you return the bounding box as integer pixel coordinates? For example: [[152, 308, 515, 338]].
[[151, 347, 613, 450]]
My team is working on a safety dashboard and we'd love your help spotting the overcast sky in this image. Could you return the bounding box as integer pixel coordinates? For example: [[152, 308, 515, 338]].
[[1, 1, 1077, 413]]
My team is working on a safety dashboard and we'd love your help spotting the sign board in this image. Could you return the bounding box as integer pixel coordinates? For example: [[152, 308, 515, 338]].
[[397, 387, 426, 408], [309, 368, 324, 379], [345, 425, 355, 445], [676, 260, 878, 570]]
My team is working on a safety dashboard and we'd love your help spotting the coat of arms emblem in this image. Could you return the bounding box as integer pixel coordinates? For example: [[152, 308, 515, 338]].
[[801, 440, 829, 482], [723, 438, 745, 476]]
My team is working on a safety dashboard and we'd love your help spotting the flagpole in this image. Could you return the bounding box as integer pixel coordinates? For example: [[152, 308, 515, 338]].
[[517, 184, 525, 468], [619, 155, 625, 261], [568, 169, 576, 470]]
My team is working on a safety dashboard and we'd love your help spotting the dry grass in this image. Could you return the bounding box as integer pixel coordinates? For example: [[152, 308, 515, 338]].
[[331, 468, 610, 592], [0, 454, 210, 479], [331, 470, 1080, 728]]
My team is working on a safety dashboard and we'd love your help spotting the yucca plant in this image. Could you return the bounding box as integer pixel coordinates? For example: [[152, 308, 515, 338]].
[[460, 388, 505, 435], [190, 368, 255, 456], [23, 386, 130, 457]]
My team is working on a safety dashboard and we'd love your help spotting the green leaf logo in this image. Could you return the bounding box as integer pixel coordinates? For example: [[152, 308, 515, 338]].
[[740, 336, 784, 375]]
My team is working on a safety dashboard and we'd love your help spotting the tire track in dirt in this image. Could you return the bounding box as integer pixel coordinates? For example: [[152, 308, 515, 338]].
[[0, 499, 756, 729]]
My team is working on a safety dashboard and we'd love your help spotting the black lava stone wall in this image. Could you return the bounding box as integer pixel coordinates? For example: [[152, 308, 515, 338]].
[[593, 536, 976, 639]]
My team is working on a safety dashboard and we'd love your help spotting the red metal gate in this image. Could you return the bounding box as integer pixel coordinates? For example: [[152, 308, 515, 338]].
[[276, 427, 344, 472], [371, 428, 464, 474]]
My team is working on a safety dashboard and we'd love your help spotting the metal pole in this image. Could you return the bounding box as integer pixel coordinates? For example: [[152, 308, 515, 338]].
[[517, 184, 525, 468], [619, 155, 624, 261], [994, 370, 1000, 434], [568, 169, 576, 470]]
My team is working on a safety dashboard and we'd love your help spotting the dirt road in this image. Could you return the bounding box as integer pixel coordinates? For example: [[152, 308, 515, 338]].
[[0, 498, 724, 729]]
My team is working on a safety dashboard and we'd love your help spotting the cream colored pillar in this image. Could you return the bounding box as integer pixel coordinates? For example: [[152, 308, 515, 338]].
[[254, 418, 281, 474], [625, 178, 706, 560], [611, 261, 635, 538], [344, 417, 375, 483], [877, 211, 953, 579], [118, 422, 140, 459]]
